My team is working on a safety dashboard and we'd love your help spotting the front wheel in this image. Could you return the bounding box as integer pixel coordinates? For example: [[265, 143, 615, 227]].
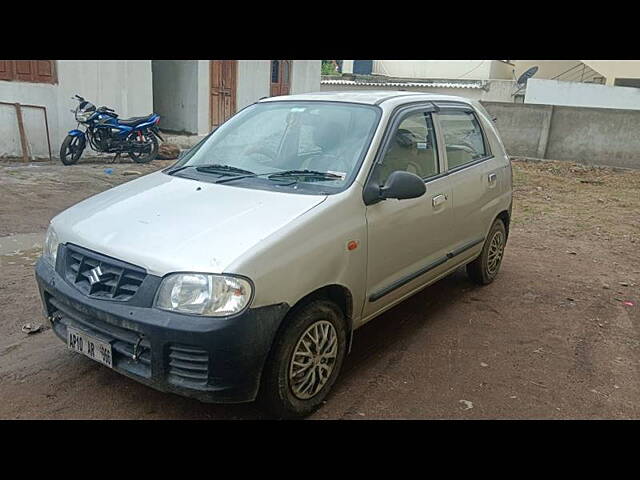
[[128, 131, 158, 164], [59, 135, 85, 165], [259, 299, 347, 419]]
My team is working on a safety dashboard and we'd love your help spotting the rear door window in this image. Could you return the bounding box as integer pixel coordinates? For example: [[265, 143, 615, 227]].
[[438, 110, 489, 170]]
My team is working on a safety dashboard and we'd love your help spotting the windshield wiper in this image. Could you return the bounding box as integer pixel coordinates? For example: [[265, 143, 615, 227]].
[[166, 165, 192, 175], [195, 164, 256, 176], [267, 169, 344, 181], [215, 168, 344, 185]]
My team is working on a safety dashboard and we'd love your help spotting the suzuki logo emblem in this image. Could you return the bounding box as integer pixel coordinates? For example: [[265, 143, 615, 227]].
[[88, 266, 104, 285]]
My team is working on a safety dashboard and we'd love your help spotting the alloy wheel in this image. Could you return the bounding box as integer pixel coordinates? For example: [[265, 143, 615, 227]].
[[289, 320, 338, 400], [487, 230, 504, 275]]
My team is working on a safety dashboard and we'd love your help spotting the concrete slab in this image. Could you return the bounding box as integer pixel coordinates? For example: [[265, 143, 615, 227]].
[[0, 233, 44, 256]]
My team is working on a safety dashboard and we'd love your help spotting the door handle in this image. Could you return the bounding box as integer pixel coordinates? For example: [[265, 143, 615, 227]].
[[432, 194, 447, 207], [488, 172, 497, 184]]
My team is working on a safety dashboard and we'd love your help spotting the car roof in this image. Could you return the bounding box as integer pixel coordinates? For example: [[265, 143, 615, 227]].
[[258, 90, 475, 107]]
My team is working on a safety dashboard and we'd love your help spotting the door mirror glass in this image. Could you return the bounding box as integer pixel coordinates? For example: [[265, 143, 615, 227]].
[[380, 170, 426, 200]]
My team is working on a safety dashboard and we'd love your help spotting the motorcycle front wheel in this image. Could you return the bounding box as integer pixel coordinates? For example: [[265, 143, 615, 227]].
[[128, 132, 158, 164], [59, 135, 86, 165]]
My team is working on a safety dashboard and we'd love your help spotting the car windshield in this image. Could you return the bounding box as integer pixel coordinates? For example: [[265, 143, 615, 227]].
[[168, 101, 381, 194]]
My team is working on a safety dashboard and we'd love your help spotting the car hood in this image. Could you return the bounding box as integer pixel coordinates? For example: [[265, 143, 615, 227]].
[[52, 171, 326, 276]]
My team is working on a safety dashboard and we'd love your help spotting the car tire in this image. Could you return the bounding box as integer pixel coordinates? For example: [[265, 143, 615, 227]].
[[259, 298, 347, 419], [467, 218, 506, 285]]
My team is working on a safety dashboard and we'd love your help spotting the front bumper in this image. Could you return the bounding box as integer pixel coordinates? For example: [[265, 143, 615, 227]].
[[35, 256, 289, 403]]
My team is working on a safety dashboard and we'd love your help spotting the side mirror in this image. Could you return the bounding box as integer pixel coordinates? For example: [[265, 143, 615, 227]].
[[364, 170, 426, 205], [380, 171, 426, 200]]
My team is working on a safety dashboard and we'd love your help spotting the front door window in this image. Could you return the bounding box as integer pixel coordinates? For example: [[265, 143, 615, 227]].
[[376, 111, 439, 185]]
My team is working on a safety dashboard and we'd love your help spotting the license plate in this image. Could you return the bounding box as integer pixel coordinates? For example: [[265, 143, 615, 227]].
[[67, 327, 113, 368]]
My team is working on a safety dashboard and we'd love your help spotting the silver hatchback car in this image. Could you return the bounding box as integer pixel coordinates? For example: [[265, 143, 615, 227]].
[[35, 91, 512, 418]]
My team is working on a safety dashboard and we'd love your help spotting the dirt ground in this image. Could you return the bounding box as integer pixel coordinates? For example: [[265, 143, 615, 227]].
[[0, 157, 638, 419]]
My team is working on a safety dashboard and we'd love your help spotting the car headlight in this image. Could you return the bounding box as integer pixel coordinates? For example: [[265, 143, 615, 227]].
[[43, 225, 60, 267], [155, 273, 252, 317]]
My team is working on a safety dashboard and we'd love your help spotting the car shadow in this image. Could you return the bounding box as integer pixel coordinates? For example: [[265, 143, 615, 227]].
[[340, 269, 473, 378]]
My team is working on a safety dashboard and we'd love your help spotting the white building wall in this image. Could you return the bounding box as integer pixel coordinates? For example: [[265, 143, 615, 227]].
[[290, 60, 321, 94], [160, 60, 320, 140], [525, 78, 640, 110], [514, 60, 583, 80], [236, 60, 271, 112], [581, 60, 640, 86], [372, 60, 508, 80], [196, 60, 210, 135], [152, 60, 199, 134], [0, 60, 153, 159], [236, 60, 320, 111]]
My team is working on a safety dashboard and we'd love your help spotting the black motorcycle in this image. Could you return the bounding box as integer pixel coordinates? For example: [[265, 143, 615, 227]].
[[60, 95, 163, 165]]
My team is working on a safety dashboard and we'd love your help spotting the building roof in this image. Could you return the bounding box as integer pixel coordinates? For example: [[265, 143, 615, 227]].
[[320, 78, 487, 89], [259, 90, 474, 106]]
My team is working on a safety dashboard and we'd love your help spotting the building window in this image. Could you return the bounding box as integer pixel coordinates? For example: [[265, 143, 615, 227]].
[[0, 60, 57, 84]]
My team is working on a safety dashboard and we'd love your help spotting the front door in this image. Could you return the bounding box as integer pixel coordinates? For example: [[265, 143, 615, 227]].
[[363, 107, 454, 319], [270, 60, 291, 97], [210, 60, 237, 129]]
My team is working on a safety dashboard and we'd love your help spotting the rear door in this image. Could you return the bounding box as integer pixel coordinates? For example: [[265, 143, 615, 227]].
[[435, 104, 502, 262], [363, 106, 453, 318]]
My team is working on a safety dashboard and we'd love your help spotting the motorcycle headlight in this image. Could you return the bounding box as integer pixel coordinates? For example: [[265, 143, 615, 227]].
[[43, 225, 60, 267], [76, 110, 92, 122], [155, 273, 253, 317]]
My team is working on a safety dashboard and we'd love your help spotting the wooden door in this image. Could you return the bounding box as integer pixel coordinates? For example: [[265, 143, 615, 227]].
[[270, 60, 291, 97], [210, 60, 237, 129]]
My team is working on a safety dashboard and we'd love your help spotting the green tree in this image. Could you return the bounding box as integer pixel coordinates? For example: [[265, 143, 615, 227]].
[[322, 60, 338, 76]]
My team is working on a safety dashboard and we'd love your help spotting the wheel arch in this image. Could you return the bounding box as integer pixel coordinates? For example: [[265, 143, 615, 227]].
[[273, 284, 355, 355], [256, 283, 355, 403], [495, 209, 510, 240]]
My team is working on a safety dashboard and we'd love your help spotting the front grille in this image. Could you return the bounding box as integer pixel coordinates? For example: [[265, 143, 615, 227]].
[[168, 344, 209, 386], [64, 244, 146, 301]]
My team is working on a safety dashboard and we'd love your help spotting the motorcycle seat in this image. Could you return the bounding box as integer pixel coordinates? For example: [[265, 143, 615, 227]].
[[118, 114, 156, 126]]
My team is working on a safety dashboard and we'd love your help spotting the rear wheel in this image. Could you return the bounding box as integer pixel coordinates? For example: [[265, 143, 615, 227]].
[[467, 218, 506, 285], [259, 299, 347, 419], [59, 135, 85, 165], [128, 132, 158, 163]]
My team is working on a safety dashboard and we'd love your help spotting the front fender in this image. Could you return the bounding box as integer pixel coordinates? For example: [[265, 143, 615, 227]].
[[68, 129, 85, 139]]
